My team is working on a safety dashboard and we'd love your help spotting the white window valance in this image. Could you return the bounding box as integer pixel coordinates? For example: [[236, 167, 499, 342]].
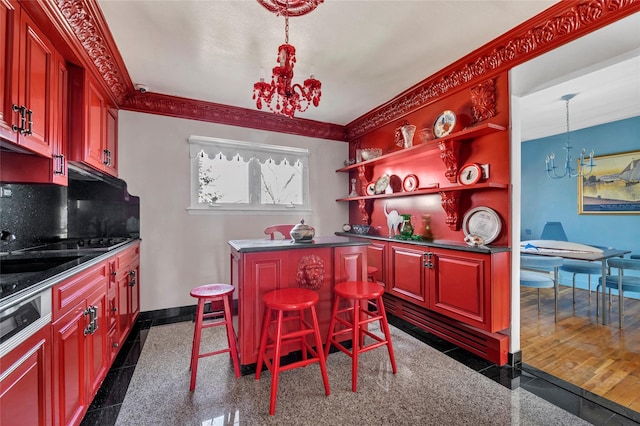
[[188, 135, 309, 164]]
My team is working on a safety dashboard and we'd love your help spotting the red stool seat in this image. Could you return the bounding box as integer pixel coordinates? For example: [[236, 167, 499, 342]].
[[256, 288, 330, 415], [324, 281, 396, 392], [189, 283, 240, 391]]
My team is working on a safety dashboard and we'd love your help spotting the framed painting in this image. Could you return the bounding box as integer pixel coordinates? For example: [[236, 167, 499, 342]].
[[578, 150, 640, 214]]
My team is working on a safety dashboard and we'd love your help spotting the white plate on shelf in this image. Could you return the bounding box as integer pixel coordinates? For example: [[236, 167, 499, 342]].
[[462, 207, 501, 245], [433, 110, 457, 138]]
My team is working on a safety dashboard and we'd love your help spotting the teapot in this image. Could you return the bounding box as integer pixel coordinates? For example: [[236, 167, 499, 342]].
[[290, 219, 315, 243]]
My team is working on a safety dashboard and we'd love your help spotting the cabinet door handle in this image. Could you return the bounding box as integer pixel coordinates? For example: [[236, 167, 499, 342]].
[[103, 149, 109, 165], [83, 306, 99, 335], [60, 154, 66, 175], [23, 109, 33, 135], [83, 307, 92, 336], [129, 270, 137, 286], [53, 154, 65, 175], [423, 252, 434, 268], [91, 306, 99, 334], [11, 105, 26, 133]]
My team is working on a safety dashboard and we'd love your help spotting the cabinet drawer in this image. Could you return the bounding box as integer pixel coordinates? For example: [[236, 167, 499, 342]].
[[115, 242, 140, 270], [52, 261, 108, 321]]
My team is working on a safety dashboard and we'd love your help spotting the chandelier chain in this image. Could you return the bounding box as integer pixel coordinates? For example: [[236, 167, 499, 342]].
[[544, 94, 595, 179], [285, 15, 289, 43]]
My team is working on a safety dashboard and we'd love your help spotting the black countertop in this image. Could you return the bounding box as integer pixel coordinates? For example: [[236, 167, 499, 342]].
[[0, 239, 140, 310], [229, 236, 369, 253], [334, 232, 511, 254]]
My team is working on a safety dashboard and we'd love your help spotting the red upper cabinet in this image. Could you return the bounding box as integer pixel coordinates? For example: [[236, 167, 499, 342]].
[[0, 0, 20, 143], [105, 106, 118, 176], [0, 2, 55, 157], [0, 1, 70, 185], [0, 50, 68, 185], [68, 64, 118, 177]]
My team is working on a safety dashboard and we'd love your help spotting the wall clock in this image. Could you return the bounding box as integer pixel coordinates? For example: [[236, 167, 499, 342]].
[[458, 163, 482, 185]]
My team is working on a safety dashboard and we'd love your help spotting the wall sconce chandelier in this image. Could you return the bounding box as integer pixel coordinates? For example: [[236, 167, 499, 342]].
[[253, 0, 323, 118], [545, 94, 595, 179]]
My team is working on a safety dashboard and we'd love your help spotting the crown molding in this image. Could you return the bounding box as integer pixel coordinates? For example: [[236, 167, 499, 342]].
[[345, 0, 640, 140], [120, 92, 347, 141]]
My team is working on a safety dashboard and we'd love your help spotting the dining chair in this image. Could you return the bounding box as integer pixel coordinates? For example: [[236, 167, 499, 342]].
[[596, 257, 640, 329], [540, 221, 568, 241], [520, 255, 564, 322], [558, 243, 613, 305], [263, 224, 294, 240]]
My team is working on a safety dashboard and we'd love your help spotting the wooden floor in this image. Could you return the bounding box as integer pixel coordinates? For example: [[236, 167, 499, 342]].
[[520, 285, 640, 412]]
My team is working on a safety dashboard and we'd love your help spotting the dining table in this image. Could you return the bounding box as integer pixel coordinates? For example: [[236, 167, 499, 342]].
[[520, 240, 630, 325]]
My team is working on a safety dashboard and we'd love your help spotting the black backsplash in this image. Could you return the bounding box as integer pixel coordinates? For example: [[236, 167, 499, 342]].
[[0, 176, 139, 251]]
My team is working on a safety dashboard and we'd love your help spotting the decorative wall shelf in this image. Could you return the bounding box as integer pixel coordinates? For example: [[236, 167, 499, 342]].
[[336, 122, 506, 173], [336, 122, 507, 229], [337, 183, 507, 230], [336, 182, 507, 202]]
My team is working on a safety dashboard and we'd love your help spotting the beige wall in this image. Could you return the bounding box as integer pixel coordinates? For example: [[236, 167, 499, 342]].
[[117, 111, 349, 311]]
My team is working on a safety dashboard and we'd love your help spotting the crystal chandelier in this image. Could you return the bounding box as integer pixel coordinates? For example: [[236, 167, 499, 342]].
[[253, 0, 322, 118], [545, 94, 595, 179]]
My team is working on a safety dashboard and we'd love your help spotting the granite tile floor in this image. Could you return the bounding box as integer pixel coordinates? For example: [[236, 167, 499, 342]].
[[80, 309, 640, 425]]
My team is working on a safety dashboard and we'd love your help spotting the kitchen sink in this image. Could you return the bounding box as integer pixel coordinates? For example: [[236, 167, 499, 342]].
[[0, 256, 82, 274]]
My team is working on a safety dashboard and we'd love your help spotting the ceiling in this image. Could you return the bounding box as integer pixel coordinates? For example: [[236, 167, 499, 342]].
[[96, 1, 639, 139], [97, 0, 556, 126], [514, 12, 640, 141]]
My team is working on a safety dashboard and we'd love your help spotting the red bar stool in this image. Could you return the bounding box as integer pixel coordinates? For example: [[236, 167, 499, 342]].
[[367, 265, 378, 282], [324, 281, 396, 392], [255, 288, 330, 415], [189, 283, 240, 391]]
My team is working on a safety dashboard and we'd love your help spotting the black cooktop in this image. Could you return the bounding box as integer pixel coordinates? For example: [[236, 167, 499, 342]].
[[29, 237, 133, 252]]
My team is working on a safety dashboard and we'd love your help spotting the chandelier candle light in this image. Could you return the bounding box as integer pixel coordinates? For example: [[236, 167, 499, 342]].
[[253, 0, 323, 118], [545, 94, 595, 179]]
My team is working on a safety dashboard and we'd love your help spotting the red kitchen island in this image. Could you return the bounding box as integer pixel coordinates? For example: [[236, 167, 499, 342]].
[[229, 236, 369, 370]]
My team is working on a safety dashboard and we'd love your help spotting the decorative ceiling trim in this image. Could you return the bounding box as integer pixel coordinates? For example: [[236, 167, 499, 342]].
[[345, 0, 640, 140], [121, 92, 347, 141], [46, 0, 638, 142], [53, 0, 132, 104]]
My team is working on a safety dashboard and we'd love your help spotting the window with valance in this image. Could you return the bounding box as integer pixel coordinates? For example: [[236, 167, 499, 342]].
[[187, 135, 310, 213]]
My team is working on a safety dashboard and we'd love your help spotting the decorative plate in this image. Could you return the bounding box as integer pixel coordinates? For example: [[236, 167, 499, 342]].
[[433, 110, 457, 138], [366, 181, 376, 196], [403, 174, 419, 191], [374, 174, 390, 194], [458, 163, 482, 185], [462, 207, 502, 245]]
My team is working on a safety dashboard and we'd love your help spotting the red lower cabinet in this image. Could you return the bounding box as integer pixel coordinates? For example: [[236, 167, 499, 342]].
[[230, 243, 367, 366], [384, 241, 510, 333], [51, 262, 109, 426], [429, 249, 510, 332], [114, 242, 141, 349], [388, 243, 428, 306], [0, 324, 52, 426]]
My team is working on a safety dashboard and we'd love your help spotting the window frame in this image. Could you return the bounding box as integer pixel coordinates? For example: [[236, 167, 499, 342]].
[[187, 135, 311, 214]]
